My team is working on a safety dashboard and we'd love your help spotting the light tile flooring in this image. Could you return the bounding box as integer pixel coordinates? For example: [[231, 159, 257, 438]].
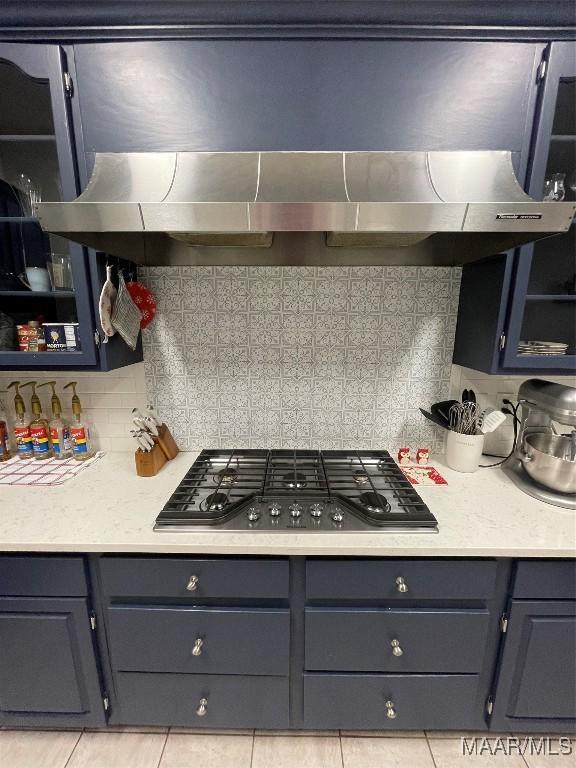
[[0, 728, 573, 768]]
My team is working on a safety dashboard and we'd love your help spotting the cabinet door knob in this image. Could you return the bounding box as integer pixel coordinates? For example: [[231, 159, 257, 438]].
[[385, 700, 397, 719], [395, 576, 408, 593], [186, 575, 199, 592], [192, 638, 204, 656], [195, 697, 208, 717], [391, 639, 403, 657]]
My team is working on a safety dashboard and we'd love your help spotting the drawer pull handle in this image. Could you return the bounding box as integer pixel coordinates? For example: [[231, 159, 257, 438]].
[[395, 576, 408, 593], [196, 698, 208, 717], [186, 575, 199, 592], [391, 639, 403, 657], [385, 700, 397, 720], [192, 638, 204, 656]]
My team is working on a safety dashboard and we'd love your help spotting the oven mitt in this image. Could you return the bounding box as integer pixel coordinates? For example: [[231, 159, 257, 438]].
[[98, 264, 117, 344], [111, 272, 141, 350], [126, 280, 157, 329]]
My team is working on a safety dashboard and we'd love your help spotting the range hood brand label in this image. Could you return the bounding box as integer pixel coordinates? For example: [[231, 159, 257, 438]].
[[496, 213, 543, 220]]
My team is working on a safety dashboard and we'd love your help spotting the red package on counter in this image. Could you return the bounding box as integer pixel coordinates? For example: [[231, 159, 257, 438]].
[[400, 465, 448, 485]]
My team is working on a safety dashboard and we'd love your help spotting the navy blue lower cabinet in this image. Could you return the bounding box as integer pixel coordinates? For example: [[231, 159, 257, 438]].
[[0, 555, 88, 597], [100, 556, 289, 601], [491, 601, 576, 732], [306, 559, 499, 601], [107, 606, 290, 675], [305, 608, 490, 673], [115, 673, 289, 728], [0, 597, 106, 727], [303, 674, 484, 730], [513, 560, 576, 600]]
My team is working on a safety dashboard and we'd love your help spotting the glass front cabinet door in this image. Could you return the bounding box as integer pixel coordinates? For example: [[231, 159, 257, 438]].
[[501, 42, 576, 371], [0, 43, 97, 367]]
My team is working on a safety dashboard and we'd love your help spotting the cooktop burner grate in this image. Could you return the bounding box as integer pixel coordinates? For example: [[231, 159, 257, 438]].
[[156, 449, 438, 531]]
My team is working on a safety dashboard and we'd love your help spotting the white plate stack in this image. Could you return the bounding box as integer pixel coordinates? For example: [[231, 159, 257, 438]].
[[517, 340, 569, 356]]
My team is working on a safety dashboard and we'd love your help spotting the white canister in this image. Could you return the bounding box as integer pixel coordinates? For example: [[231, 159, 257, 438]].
[[445, 431, 485, 473]]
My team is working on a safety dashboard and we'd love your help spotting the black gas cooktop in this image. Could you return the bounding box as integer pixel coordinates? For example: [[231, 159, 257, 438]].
[[154, 449, 438, 533]]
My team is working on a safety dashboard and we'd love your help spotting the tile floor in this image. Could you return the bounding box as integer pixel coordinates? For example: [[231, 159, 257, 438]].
[[0, 728, 573, 768]]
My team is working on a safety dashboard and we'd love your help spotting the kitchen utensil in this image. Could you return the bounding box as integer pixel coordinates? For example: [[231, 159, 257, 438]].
[[144, 417, 159, 436], [461, 388, 477, 404], [141, 430, 155, 450], [111, 272, 141, 350], [477, 408, 507, 434], [130, 428, 149, 452], [449, 401, 479, 435], [98, 264, 117, 343], [520, 432, 576, 494], [419, 408, 449, 430], [431, 400, 459, 428], [132, 415, 152, 436], [145, 405, 162, 427], [126, 280, 157, 329], [445, 430, 485, 473], [132, 407, 159, 437]]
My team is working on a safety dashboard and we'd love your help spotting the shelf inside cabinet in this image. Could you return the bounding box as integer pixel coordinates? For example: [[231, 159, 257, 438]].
[[0, 134, 56, 142], [0, 216, 40, 223], [0, 290, 75, 298], [525, 294, 576, 302], [513, 354, 576, 369]]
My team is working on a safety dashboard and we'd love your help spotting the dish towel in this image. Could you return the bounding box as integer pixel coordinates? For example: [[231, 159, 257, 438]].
[[111, 272, 141, 350], [0, 452, 104, 486]]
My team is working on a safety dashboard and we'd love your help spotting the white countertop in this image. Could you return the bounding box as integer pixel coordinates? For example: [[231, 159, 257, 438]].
[[0, 452, 574, 557]]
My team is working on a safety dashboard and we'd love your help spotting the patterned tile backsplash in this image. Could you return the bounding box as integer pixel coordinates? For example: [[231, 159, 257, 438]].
[[140, 265, 462, 452]]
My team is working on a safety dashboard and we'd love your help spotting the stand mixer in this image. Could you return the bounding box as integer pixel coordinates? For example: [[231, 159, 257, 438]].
[[503, 379, 576, 510]]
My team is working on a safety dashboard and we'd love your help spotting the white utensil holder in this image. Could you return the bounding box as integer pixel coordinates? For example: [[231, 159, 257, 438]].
[[445, 431, 485, 473]]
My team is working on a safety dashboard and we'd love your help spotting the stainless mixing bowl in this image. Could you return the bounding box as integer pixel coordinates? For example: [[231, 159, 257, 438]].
[[521, 433, 576, 495]]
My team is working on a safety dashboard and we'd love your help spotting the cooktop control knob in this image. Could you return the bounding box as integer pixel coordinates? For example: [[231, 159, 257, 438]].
[[331, 509, 344, 524], [288, 503, 302, 519], [269, 504, 282, 517], [310, 503, 323, 518], [247, 507, 260, 522]]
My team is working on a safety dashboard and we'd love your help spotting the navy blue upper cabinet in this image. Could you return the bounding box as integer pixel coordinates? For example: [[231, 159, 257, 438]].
[[453, 41, 576, 375], [73, 41, 541, 157], [0, 43, 98, 369], [0, 43, 142, 371], [500, 42, 576, 372]]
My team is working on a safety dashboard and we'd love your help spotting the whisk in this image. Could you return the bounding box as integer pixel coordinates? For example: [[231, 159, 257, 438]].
[[449, 401, 480, 435]]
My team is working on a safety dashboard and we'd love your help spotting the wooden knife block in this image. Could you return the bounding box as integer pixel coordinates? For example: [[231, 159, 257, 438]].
[[156, 423, 179, 460], [134, 423, 179, 476], [135, 442, 167, 477]]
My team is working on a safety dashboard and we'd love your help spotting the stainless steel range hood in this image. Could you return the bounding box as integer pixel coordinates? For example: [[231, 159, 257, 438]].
[[36, 151, 575, 266]]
